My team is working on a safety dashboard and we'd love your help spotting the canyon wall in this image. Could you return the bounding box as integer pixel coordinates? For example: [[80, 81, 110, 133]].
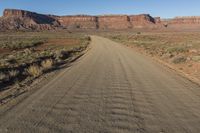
[[0, 9, 159, 30], [162, 17, 200, 29], [57, 15, 98, 29], [0, 9, 59, 30], [2, 9, 200, 31], [129, 14, 155, 28], [58, 14, 158, 29], [3, 9, 57, 25], [98, 15, 131, 29]]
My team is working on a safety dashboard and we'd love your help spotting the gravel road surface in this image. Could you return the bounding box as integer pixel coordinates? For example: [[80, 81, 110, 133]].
[[0, 36, 200, 133]]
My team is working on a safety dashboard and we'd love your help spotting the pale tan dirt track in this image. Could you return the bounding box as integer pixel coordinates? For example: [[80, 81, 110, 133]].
[[0, 36, 200, 133]]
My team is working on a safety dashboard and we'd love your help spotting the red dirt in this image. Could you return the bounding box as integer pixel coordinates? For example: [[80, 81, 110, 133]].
[[35, 38, 80, 51], [0, 48, 12, 54]]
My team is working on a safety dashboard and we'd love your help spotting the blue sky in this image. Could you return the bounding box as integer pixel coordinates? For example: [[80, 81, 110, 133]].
[[0, 0, 200, 18]]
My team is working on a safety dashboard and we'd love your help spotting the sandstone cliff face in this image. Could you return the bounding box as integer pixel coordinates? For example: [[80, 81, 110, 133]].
[[129, 14, 156, 28], [0, 17, 54, 31], [1, 9, 59, 31], [160, 17, 200, 29], [166, 16, 200, 25], [3, 8, 200, 31], [3, 9, 57, 24], [58, 15, 98, 29], [1, 9, 161, 31], [98, 15, 131, 29], [154, 17, 161, 24], [0, 9, 162, 30]]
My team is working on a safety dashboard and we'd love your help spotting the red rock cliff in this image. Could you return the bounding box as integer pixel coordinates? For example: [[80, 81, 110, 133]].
[[129, 14, 156, 28], [3, 9, 58, 25], [3, 8, 200, 31], [58, 15, 98, 29], [98, 15, 131, 29], [1, 9, 161, 30], [167, 16, 200, 25], [4, 9, 31, 17]]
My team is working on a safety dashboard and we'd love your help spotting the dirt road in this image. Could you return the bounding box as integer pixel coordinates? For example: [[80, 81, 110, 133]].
[[0, 36, 200, 133]]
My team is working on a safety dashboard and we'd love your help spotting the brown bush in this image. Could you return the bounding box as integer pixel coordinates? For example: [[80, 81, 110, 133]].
[[27, 65, 42, 78], [41, 59, 54, 70]]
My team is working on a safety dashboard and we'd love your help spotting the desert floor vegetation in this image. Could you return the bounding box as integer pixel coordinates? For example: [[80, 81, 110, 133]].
[[0, 31, 90, 91], [104, 31, 200, 80]]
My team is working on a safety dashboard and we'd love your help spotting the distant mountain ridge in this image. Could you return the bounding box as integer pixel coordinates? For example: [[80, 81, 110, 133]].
[[1, 9, 200, 31]]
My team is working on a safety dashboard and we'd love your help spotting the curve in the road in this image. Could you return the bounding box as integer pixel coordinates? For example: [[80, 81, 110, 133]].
[[0, 36, 200, 133]]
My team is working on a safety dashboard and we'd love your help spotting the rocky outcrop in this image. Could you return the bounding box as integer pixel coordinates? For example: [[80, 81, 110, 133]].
[[161, 17, 200, 28], [170, 16, 200, 24], [58, 14, 158, 30], [154, 17, 161, 24], [2, 8, 200, 31], [0, 9, 59, 31], [0, 17, 54, 31], [3, 9, 57, 25], [0, 9, 160, 30], [58, 15, 98, 29], [129, 14, 156, 28], [98, 15, 131, 29]]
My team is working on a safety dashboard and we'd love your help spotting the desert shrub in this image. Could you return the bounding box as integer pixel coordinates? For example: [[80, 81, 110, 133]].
[[55, 50, 70, 60], [6, 58, 17, 65], [40, 51, 54, 57], [41, 59, 54, 70], [111, 35, 122, 40], [192, 56, 200, 62], [0, 72, 8, 82], [1, 39, 45, 50], [166, 46, 188, 54], [9, 70, 19, 78], [23, 48, 33, 55], [86, 36, 91, 41], [134, 42, 151, 48], [27, 65, 42, 78], [172, 56, 187, 64]]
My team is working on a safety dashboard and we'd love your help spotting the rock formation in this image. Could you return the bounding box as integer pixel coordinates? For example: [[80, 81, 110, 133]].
[[57, 15, 98, 29], [0, 9, 161, 30], [1, 9, 200, 31], [129, 14, 155, 28], [169, 16, 200, 24], [3, 9, 58, 24], [1, 9, 59, 30], [98, 15, 131, 29]]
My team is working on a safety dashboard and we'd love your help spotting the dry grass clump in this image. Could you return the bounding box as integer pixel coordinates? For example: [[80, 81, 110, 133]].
[[9, 70, 19, 78], [0, 72, 8, 82], [1, 39, 45, 50], [55, 50, 70, 60], [0, 70, 19, 84], [172, 56, 187, 64], [41, 59, 54, 70], [166, 46, 188, 54], [27, 65, 42, 78]]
